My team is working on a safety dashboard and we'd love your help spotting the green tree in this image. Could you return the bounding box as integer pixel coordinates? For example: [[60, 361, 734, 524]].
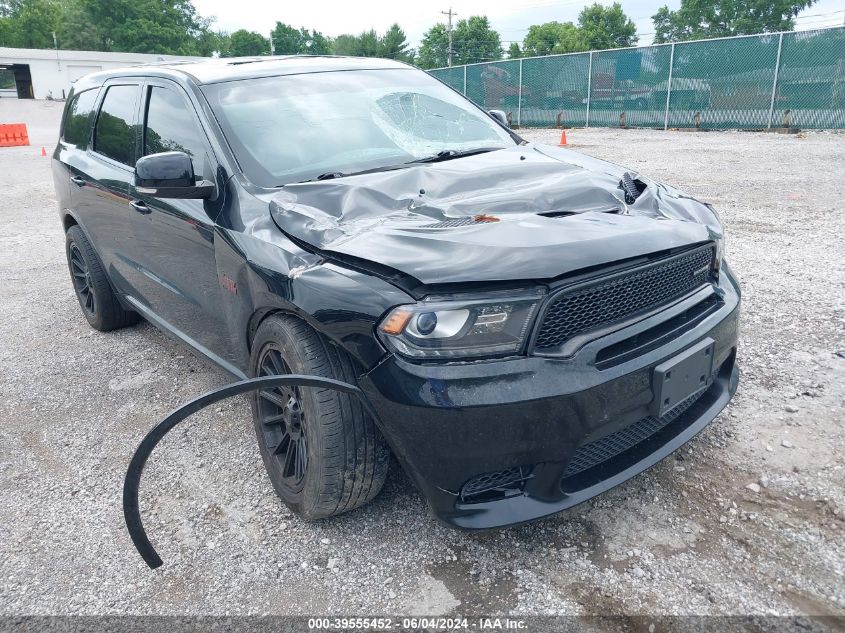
[[506, 42, 522, 59], [419, 16, 503, 68], [380, 23, 413, 62], [356, 29, 380, 56], [270, 22, 330, 55], [453, 16, 502, 65], [522, 21, 584, 56], [652, 0, 815, 43], [0, 0, 62, 48], [194, 28, 228, 57], [57, 0, 101, 51], [417, 22, 449, 68], [271, 22, 304, 54], [225, 29, 268, 56], [331, 30, 372, 56], [308, 31, 331, 54], [56, 0, 208, 54], [331, 33, 360, 56], [191, 13, 217, 56], [330, 24, 413, 61], [577, 2, 637, 49], [418, 23, 449, 68]]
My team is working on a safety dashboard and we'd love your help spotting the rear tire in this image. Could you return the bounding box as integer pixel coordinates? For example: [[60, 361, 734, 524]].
[[65, 225, 139, 331], [250, 314, 389, 520]]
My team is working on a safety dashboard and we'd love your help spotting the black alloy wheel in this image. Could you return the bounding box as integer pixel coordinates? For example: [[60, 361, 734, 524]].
[[65, 225, 139, 331], [256, 346, 309, 488], [69, 242, 96, 317], [248, 314, 389, 520]]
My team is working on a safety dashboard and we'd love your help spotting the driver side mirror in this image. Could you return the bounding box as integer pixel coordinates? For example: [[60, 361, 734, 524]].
[[489, 109, 509, 128], [134, 151, 214, 199]]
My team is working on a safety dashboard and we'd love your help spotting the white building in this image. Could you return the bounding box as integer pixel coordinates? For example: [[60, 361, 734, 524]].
[[0, 47, 207, 100]]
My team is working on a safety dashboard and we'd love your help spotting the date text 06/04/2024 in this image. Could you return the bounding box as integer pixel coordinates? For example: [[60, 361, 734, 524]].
[[307, 617, 528, 630]]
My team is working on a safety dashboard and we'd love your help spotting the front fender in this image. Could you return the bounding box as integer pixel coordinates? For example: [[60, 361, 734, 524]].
[[215, 220, 412, 374]]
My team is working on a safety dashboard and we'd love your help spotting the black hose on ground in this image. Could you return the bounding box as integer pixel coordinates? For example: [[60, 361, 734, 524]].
[[122, 374, 378, 570]]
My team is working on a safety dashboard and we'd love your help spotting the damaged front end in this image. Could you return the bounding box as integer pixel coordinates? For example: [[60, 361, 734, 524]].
[[124, 140, 739, 547], [256, 142, 739, 529]]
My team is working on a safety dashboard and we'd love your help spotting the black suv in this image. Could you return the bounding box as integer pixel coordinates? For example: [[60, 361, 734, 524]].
[[53, 56, 739, 529]]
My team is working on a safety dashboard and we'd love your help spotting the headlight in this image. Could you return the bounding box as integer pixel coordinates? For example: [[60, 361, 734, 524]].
[[378, 290, 545, 360]]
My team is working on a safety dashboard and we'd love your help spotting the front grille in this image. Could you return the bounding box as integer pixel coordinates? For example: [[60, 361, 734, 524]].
[[460, 465, 533, 503], [562, 387, 705, 479], [534, 245, 715, 352]]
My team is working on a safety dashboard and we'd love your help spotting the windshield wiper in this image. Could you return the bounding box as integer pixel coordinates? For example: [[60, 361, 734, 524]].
[[408, 147, 502, 164], [284, 147, 503, 186], [287, 164, 410, 185]]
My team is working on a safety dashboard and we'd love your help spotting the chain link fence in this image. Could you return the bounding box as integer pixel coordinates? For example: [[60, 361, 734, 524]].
[[429, 26, 845, 130]]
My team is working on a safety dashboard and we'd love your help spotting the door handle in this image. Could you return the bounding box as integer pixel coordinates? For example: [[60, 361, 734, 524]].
[[70, 175, 86, 186], [130, 200, 151, 214]]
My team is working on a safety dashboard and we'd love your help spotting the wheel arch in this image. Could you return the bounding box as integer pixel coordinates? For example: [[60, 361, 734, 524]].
[[247, 306, 299, 353], [245, 306, 377, 380], [246, 305, 335, 356], [236, 257, 400, 376], [62, 211, 79, 232]]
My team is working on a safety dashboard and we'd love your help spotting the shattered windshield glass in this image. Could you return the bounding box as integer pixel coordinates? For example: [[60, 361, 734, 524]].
[[203, 68, 515, 187]]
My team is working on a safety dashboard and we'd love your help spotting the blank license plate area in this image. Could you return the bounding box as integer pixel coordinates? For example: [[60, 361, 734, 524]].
[[653, 338, 715, 417]]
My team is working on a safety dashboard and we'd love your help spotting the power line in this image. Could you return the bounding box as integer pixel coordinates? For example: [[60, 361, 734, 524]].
[[793, 9, 845, 21]]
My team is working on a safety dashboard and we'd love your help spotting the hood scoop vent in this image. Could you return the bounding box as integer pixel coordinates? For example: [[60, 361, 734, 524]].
[[538, 206, 622, 219], [422, 217, 483, 229], [423, 207, 623, 227], [422, 214, 501, 229]]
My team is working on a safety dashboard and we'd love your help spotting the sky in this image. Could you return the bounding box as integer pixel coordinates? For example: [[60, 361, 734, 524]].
[[192, 0, 845, 49]]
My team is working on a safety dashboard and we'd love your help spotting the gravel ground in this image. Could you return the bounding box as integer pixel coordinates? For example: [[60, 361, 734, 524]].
[[1, 99, 843, 620]]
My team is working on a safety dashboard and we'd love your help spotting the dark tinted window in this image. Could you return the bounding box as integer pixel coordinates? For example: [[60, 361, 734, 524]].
[[94, 85, 138, 165], [63, 89, 98, 148], [144, 86, 207, 174]]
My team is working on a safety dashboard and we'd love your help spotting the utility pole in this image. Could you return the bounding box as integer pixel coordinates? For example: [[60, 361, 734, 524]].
[[52, 31, 60, 70], [441, 7, 457, 67]]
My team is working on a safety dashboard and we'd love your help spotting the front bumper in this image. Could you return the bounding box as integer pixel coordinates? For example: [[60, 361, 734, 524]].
[[360, 263, 741, 529]]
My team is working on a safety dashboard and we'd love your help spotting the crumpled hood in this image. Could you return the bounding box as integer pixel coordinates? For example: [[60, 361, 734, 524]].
[[269, 143, 722, 286]]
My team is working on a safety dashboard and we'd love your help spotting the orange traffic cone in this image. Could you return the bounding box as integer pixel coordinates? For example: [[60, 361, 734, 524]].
[[558, 129, 567, 146], [41, 146, 47, 157]]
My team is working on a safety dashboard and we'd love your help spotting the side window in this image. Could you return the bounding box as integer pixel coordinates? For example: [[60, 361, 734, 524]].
[[93, 85, 139, 166], [62, 89, 99, 149], [144, 86, 207, 176]]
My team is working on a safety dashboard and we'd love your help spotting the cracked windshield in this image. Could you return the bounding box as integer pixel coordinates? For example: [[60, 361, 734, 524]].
[[203, 68, 515, 187]]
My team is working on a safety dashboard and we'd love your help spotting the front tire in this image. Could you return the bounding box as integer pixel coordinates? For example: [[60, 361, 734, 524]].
[[250, 314, 389, 520], [65, 226, 139, 331]]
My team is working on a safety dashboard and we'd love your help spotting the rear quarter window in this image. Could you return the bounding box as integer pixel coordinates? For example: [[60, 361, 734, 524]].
[[62, 89, 99, 149]]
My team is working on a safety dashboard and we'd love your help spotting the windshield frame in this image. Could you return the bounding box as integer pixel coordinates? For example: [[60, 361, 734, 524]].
[[201, 67, 523, 190]]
